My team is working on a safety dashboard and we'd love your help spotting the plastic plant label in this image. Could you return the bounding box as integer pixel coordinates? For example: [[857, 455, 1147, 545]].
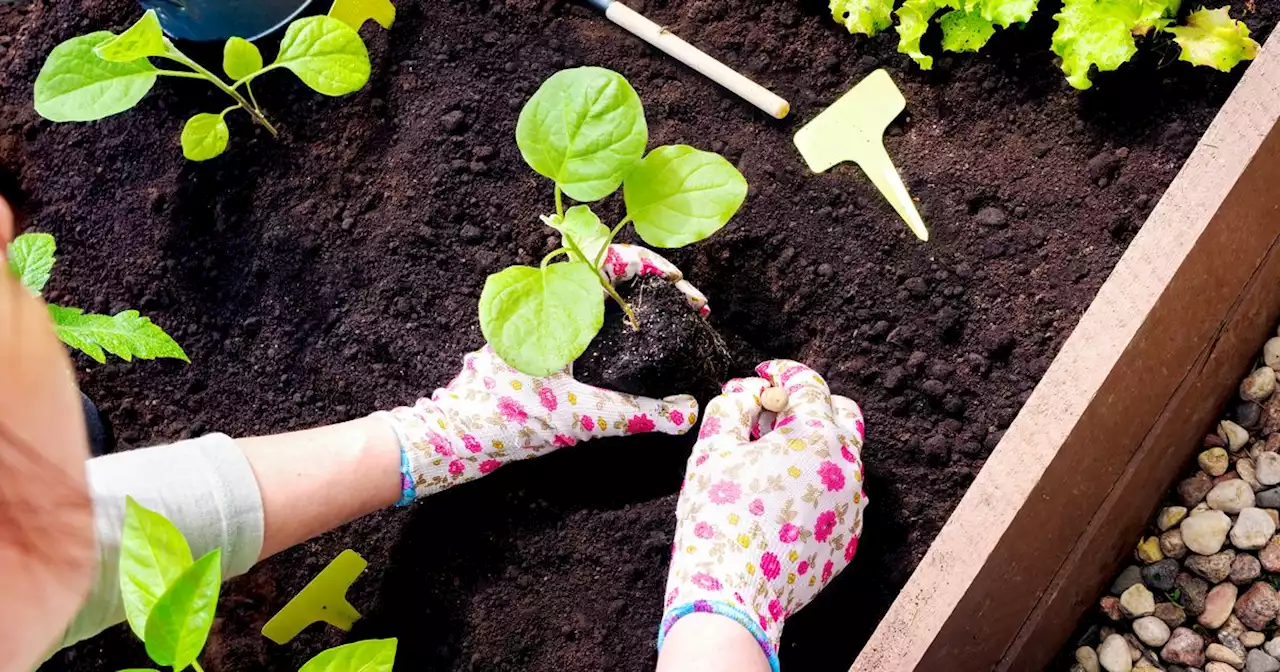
[[261, 549, 368, 645]]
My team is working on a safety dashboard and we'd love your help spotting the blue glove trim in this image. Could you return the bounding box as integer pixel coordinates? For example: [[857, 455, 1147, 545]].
[[395, 444, 415, 508], [657, 600, 780, 672]]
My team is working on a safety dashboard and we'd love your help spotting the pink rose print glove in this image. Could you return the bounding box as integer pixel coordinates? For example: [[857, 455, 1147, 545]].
[[375, 346, 699, 506], [657, 361, 867, 672], [602, 244, 710, 317]]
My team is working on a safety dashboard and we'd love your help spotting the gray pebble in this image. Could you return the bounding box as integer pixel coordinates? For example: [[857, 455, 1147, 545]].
[[1113, 565, 1144, 595], [1248, 649, 1280, 672], [1142, 559, 1179, 591]]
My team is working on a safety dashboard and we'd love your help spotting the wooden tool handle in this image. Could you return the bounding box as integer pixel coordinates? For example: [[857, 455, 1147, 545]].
[[603, 1, 790, 119]]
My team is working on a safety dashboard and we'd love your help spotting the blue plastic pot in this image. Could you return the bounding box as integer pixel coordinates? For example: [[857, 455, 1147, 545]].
[[140, 0, 314, 42]]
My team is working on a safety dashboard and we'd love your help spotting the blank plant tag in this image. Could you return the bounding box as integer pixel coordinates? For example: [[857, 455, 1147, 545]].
[[261, 549, 368, 645]]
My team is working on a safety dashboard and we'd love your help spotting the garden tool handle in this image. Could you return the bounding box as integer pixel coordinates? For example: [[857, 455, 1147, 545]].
[[586, 0, 790, 119]]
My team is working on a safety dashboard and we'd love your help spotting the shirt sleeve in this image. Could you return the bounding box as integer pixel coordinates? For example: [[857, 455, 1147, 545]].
[[51, 433, 265, 656]]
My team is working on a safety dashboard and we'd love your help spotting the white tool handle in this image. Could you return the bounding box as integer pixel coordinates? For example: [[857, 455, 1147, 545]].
[[604, 1, 790, 119]]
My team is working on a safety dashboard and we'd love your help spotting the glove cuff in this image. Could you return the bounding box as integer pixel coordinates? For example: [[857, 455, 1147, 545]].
[[658, 600, 781, 672]]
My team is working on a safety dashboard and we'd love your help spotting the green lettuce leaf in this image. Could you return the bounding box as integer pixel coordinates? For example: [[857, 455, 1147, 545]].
[[831, 0, 895, 35], [896, 0, 944, 68], [940, 10, 997, 52], [1167, 6, 1259, 72], [1051, 0, 1141, 89], [977, 0, 1039, 26]]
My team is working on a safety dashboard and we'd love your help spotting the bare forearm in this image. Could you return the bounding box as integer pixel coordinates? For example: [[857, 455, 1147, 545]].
[[657, 614, 772, 672], [238, 416, 402, 560]]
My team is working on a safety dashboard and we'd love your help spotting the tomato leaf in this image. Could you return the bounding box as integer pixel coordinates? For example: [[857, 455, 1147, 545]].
[[1167, 6, 1259, 72], [119, 496, 194, 641], [223, 37, 263, 81], [181, 113, 230, 162], [543, 205, 611, 267], [94, 10, 167, 62], [34, 32, 158, 122], [479, 262, 604, 377], [516, 67, 647, 203], [329, 0, 397, 31], [144, 548, 221, 670], [299, 639, 398, 672], [274, 15, 371, 96], [48, 305, 189, 363], [6, 232, 56, 295], [624, 145, 747, 249]]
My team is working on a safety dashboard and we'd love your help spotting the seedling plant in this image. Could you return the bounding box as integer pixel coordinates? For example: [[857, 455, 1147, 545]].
[[7, 232, 186, 363], [478, 67, 748, 377], [829, 0, 1259, 89], [118, 496, 397, 672], [32, 0, 395, 161]]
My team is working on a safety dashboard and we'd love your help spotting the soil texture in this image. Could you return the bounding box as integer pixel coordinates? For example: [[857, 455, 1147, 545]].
[[3, 0, 1276, 669], [576, 275, 733, 400]]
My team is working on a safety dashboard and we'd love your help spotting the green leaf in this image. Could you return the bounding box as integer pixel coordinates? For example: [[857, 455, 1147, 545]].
[[543, 205, 611, 267], [7, 232, 56, 295], [117, 669, 160, 671], [1051, 0, 1140, 89], [328, 0, 397, 31], [94, 10, 167, 62], [299, 639, 398, 672], [144, 548, 221, 670], [119, 496, 194, 641], [831, 0, 895, 35], [34, 32, 158, 122], [48, 305, 189, 363], [181, 113, 230, 161], [223, 37, 263, 81], [274, 15, 371, 96], [1167, 6, 1259, 72], [479, 262, 604, 377], [896, 0, 944, 69], [516, 67, 648, 203], [940, 10, 997, 51], [977, 0, 1039, 26], [1132, 0, 1180, 33], [624, 145, 747, 249]]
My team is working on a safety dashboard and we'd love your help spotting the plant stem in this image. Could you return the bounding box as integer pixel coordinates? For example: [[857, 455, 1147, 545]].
[[192, 661, 205, 672], [218, 105, 239, 118], [554, 184, 564, 218], [245, 82, 262, 115], [155, 69, 209, 80], [565, 236, 638, 330], [540, 248, 568, 270], [594, 216, 632, 268], [161, 44, 278, 137]]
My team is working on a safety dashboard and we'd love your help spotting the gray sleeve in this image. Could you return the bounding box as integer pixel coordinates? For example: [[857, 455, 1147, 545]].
[[52, 433, 265, 655]]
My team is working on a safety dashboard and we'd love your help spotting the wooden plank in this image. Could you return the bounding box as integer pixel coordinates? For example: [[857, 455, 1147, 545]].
[[850, 34, 1280, 672]]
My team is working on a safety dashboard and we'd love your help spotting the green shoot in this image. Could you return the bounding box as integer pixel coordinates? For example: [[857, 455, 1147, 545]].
[[6, 232, 187, 363], [33, 1, 393, 161], [118, 497, 397, 672], [478, 67, 747, 377]]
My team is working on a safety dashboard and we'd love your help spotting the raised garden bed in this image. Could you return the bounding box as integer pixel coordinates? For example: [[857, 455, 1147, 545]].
[[3, 0, 1277, 670]]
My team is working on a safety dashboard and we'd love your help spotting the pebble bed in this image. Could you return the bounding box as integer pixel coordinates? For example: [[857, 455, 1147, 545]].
[[1066, 328, 1280, 672]]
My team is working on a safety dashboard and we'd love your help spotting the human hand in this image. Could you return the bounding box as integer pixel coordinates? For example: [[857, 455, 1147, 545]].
[[375, 346, 699, 506], [602, 244, 710, 317], [657, 361, 867, 671]]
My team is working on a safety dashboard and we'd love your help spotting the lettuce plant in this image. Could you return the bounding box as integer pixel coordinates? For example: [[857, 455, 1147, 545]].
[[118, 497, 397, 672], [32, 0, 394, 161], [830, 0, 1258, 89], [478, 67, 747, 377], [7, 232, 187, 363]]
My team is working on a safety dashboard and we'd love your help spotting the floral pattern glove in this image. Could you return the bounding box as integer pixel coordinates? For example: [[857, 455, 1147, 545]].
[[657, 361, 867, 672], [602, 244, 710, 317], [375, 346, 699, 506]]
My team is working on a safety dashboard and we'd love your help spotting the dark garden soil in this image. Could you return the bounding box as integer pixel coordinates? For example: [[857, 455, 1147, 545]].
[[4, 0, 1278, 669]]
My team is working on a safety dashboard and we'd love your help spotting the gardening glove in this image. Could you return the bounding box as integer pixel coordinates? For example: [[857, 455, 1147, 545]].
[[656, 361, 868, 672], [376, 346, 699, 506], [602, 244, 710, 317]]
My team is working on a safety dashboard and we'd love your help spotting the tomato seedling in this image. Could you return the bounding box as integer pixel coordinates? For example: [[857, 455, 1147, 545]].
[[6, 232, 187, 363], [478, 67, 747, 377], [32, 0, 393, 161], [118, 497, 397, 672]]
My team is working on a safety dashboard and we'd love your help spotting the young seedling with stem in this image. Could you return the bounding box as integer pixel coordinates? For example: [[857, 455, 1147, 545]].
[[33, 0, 394, 160], [479, 67, 748, 377]]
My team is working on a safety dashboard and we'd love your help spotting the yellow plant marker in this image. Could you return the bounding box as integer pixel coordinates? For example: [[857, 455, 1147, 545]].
[[261, 549, 368, 645], [793, 69, 928, 241]]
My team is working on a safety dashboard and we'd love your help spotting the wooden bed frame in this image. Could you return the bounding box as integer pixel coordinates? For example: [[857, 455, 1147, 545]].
[[850, 32, 1280, 672]]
